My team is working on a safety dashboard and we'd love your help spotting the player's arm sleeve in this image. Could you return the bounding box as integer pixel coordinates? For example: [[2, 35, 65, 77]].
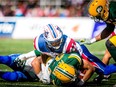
[[110, 1, 116, 18], [34, 50, 41, 56], [18, 50, 39, 60], [101, 23, 115, 39]]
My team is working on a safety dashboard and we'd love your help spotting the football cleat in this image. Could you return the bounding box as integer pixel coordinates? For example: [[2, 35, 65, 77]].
[[93, 75, 103, 84], [102, 75, 111, 81], [93, 74, 111, 83], [14, 57, 25, 69]]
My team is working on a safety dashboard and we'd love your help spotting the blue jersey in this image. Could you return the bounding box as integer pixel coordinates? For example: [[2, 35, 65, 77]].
[[34, 34, 83, 57], [34, 34, 106, 74]]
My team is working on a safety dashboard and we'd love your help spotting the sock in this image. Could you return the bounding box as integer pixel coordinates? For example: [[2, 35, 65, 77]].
[[0, 71, 27, 81], [104, 64, 116, 75]]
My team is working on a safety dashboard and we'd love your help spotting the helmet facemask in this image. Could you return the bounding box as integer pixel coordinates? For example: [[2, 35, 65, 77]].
[[102, 5, 109, 21], [90, 15, 102, 22], [46, 37, 63, 50]]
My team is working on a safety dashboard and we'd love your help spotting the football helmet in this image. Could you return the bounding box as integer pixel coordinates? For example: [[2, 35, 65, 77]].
[[88, 0, 109, 21], [43, 24, 63, 50], [53, 62, 77, 83]]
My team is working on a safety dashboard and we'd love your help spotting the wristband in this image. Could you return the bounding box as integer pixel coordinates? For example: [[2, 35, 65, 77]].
[[90, 38, 96, 43], [81, 79, 84, 82]]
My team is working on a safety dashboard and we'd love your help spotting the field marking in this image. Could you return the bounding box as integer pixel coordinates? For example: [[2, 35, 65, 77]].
[[91, 51, 105, 55], [0, 83, 49, 87]]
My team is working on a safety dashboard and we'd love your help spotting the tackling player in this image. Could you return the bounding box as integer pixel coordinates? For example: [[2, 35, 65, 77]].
[[17, 23, 106, 83]]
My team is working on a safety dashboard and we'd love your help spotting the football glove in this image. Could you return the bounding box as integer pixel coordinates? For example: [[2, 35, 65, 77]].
[[40, 64, 50, 84], [40, 76, 50, 84], [14, 57, 25, 68]]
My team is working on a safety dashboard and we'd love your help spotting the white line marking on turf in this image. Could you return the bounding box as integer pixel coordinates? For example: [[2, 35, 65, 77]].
[[0, 83, 49, 86]]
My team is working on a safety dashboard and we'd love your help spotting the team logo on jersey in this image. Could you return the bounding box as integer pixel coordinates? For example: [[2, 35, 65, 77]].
[[96, 6, 103, 13]]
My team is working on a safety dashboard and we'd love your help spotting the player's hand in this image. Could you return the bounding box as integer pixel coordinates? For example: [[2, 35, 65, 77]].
[[40, 76, 50, 84], [40, 72, 50, 84], [41, 72, 50, 84], [40, 64, 50, 84], [79, 38, 96, 45], [79, 38, 92, 45]]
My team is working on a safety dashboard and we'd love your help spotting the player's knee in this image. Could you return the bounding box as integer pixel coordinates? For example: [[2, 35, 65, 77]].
[[106, 39, 114, 50], [106, 36, 116, 48]]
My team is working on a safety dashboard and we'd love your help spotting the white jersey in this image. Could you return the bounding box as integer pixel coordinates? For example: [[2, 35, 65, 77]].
[[23, 57, 53, 83], [21, 57, 38, 80], [23, 57, 35, 73]]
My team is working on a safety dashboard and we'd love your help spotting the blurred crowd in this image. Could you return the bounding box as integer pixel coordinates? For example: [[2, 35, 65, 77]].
[[0, 0, 90, 17]]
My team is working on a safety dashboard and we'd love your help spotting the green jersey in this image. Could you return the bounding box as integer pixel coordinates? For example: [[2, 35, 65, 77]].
[[34, 50, 41, 56], [100, 1, 116, 39], [49, 53, 82, 86], [106, 1, 116, 24]]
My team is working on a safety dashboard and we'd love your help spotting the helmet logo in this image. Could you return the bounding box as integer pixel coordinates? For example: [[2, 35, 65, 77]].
[[96, 6, 103, 13]]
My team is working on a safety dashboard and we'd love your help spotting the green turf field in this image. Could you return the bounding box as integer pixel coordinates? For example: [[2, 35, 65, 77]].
[[0, 38, 116, 87]]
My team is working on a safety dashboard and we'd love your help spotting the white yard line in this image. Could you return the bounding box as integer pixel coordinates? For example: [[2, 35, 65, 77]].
[[0, 83, 49, 87]]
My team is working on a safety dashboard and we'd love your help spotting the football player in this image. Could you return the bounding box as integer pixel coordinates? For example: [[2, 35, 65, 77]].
[[87, 0, 116, 78], [17, 24, 106, 83], [102, 31, 116, 65], [87, 0, 116, 75], [48, 52, 95, 87], [87, 0, 116, 46], [0, 53, 50, 84]]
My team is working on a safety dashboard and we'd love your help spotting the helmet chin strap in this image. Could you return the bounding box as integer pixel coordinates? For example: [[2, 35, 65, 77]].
[[101, 4, 109, 21], [93, 16, 101, 22], [92, 13, 105, 22]]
